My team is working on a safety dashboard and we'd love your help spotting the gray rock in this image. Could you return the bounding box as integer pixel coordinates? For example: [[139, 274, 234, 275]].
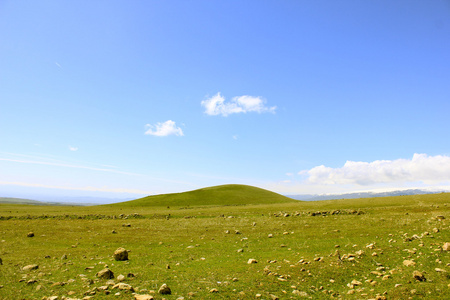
[[158, 283, 171, 295], [412, 270, 426, 281], [113, 247, 128, 261], [96, 268, 114, 279], [117, 274, 125, 282], [23, 264, 39, 271]]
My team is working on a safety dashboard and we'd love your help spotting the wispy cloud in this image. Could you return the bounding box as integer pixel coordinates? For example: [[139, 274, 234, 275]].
[[0, 181, 152, 195], [69, 146, 78, 151], [301, 153, 450, 185], [0, 152, 194, 187], [0, 157, 141, 176], [201, 93, 276, 116], [145, 120, 184, 137]]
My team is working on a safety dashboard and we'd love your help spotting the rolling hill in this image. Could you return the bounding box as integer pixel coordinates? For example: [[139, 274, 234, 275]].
[[0, 197, 47, 205], [108, 184, 297, 207]]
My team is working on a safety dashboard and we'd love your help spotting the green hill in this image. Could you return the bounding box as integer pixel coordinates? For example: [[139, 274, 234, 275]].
[[0, 197, 47, 205], [109, 184, 297, 207]]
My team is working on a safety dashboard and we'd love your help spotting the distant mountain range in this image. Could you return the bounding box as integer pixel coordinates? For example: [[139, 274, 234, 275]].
[[1, 188, 447, 206], [286, 189, 447, 201], [0, 197, 99, 206]]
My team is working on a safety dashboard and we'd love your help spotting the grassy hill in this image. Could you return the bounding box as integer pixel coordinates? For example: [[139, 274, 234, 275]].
[[0, 197, 46, 205], [108, 184, 297, 207]]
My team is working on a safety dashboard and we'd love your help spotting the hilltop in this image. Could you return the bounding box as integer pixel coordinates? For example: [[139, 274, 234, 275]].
[[108, 184, 297, 207]]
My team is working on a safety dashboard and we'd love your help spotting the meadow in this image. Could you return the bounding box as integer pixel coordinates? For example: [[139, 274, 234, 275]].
[[0, 185, 448, 299]]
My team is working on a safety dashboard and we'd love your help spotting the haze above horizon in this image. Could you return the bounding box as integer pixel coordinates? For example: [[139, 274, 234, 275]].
[[1, 0, 450, 201]]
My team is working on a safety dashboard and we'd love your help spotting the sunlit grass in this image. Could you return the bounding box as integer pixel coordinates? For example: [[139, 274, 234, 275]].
[[0, 192, 449, 299]]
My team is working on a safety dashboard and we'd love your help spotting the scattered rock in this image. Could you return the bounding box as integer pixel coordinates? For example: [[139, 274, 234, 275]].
[[292, 290, 308, 296], [134, 295, 154, 300], [443, 242, 450, 251], [412, 270, 426, 281], [113, 247, 129, 261], [403, 260, 416, 267], [51, 281, 65, 287], [351, 279, 362, 286], [158, 283, 171, 295], [117, 274, 125, 282], [96, 268, 114, 279], [209, 288, 219, 293], [27, 232, 34, 237], [248, 259, 258, 264], [61, 254, 68, 260], [23, 264, 39, 271], [115, 282, 134, 292]]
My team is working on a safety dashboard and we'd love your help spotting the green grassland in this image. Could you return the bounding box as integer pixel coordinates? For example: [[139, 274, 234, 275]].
[[0, 185, 449, 299]]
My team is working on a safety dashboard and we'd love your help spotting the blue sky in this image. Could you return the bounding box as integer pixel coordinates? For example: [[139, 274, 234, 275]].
[[1, 0, 450, 201]]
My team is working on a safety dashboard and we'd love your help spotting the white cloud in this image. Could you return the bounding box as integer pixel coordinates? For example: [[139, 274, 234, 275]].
[[201, 93, 276, 116], [145, 120, 184, 137], [302, 153, 450, 185], [69, 146, 78, 151]]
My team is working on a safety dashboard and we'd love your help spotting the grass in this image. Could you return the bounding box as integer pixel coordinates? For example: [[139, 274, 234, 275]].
[[0, 187, 449, 299], [112, 184, 297, 208]]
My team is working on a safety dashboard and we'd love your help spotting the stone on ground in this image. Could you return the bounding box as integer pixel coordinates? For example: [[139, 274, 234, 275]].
[[403, 260, 416, 267], [412, 270, 426, 281], [23, 264, 39, 271], [134, 295, 154, 300], [158, 283, 171, 295], [96, 268, 114, 279], [113, 247, 129, 261], [443, 242, 450, 251]]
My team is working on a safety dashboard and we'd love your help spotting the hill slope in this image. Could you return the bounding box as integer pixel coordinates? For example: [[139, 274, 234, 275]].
[[109, 184, 297, 207], [0, 197, 47, 205]]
